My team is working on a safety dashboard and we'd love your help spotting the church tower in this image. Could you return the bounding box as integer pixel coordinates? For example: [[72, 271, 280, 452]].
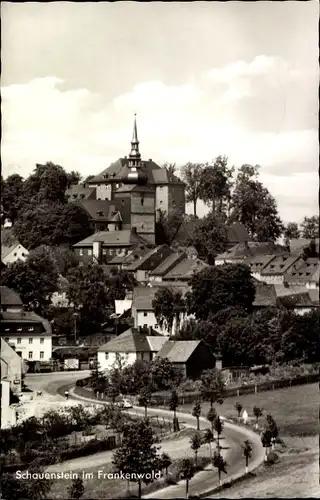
[[113, 115, 156, 244]]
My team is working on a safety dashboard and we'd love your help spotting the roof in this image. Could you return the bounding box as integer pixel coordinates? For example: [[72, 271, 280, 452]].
[[73, 229, 150, 248], [253, 282, 277, 307], [227, 223, 250, 243], [217, 242, 284, 261], [150, 252, 187, 276], [88, 158, 185, 186], [284, 258, 320, 284], [274, 285, 319, 307], [66, 185, 96, 201], [98, 328, 160, 353], [156, 340, 201, 363], [0, 286, 23, 306], [0, 311, 52, 334], [260, 254, 300, 276], [1, 243, 20, 259], [79, 200, 120, 222], [164, 257, 208, 280], [146, 336, 169, 352], [132, 284, 189, 311], [125, 245, 172, 272], [244, 254, 277, 272], [115, 184, 155, 194]]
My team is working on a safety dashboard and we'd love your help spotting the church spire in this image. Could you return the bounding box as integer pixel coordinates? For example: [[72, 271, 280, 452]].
[[129, 113, 141, 161], [124, 114, 147, 185]]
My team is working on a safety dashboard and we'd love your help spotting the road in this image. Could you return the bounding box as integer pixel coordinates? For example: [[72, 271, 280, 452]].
[[25, 371, 265, 499]]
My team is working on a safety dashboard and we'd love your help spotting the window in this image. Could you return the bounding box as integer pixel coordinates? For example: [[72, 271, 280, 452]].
[[155, 324, 159, 329], [160, 201, 163, 204], [4, 328, 10, 332], [105, 353, 109, 360], [121, 200, 124, 207], [102, 249, 107, 255], [40, 351, 44, 359], [143, 312, 148, 317], [22, 252, 25, 256], [28, 351, 33, 359], [160, 186, 163, 191], [14, 252, 17, 256], [144, 324, 148, 328], [116, 184, 119, 188], [141, 224, 144, 229], [17, 338, 21, 344], [88, 249, 92, 256], [29, 338, 33, 344], [79, 249, 84, 256], [17, 327, 22, 332], [28, 327, 34, 332], [110, 249, 114, 255], [40, 338, 44, 344], [141, 197, 144, 206]]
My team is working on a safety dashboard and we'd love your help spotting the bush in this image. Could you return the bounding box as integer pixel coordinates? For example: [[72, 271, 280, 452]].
[[178, 378, 202, 393], [266, 451, 279, 465]]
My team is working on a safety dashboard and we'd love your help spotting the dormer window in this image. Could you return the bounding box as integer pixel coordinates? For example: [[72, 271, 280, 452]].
[[17, 327, 22, 332], [5, 328, 10, 332], [96, 210, 104, 216], [73, 194, 77, 198], [28, 327, 34, 332]]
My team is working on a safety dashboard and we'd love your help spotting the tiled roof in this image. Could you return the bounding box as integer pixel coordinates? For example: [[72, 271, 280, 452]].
[[274, 285, 319, 307], [115, 184, 154, 194], [244, 254, 277, 272], [253, 282, 277, 307], [132, 284, 189, 311], [1, 244, 19, 259], [66, 185, 96, 201], [73, 229, 150, 247], [0, 311, 52, 334], [150, 252, 186, 276], [289, 238, 320, 255], [0, 286, 23, 306], [217, 242, 284, 261], [146, 336, 169, 352], [98, 328, 156, 353], [79, 200, 119, 222], [125, 245, 172, 272], [260, 254, 300, 276], [227, 223, 250, 243], [156, 340, 201, 363], [163, 258, 208, 280], [284, 258, 320, 284], [88, 158, 185, 185]]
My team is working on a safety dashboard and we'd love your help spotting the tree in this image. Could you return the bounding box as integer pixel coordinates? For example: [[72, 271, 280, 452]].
[[68, 477, 85, 499], [0, 462, 53, 499], [187, 212, 228, 265], [229, 164, 283, 241], [66, 171, 82, 187], [203, 428, 214, 460], [280, 309, 320, 363], [234, 402, 243, 422], [300, 215, 319, 239], [29, 245, 78, 276], [1, 174, 24, 224], [266, 414, 278, 448], [120, 360, 152, 395], [112, 419, 161, 498], [161, 162, 177, 178], [177, 458, 195, 499], [213, 416, 224, 453], [181, 162, 204, 217], [0, 249, 59, 315], [242, 440, 252, 474], [151, 357, 183, 391], [188, 264, 256, 320], [200, 369, 225, 408], [253, 406, 263, 429], [160, 452, 172, 479], [190, 432, 202, 467], [302, 239, 319, 259], [212, 450, 227, 487], [199, 156, 234, 216], [206, 407, 217, 436], [192, 400, 202, 431], [155, 209, 185, 246], [152, 287, 185, 334], [138, 385, 152, 419], [52, 203, 93, 247], [22, 162, 68, 205], [283, 222, 300, 246], [168, 389, 180, 432]]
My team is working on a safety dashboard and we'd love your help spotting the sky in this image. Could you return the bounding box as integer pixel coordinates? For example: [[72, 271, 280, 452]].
[[1, 1, 319, 223]]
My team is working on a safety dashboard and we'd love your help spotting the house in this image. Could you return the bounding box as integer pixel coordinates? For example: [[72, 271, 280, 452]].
[[0, 337, 24, 394], [1, 242, 29, 265], [289, 238, 320, 256], [148, 252, 187, 282], [73, 228, 152, 265], [97, 326, 168, 372], [77, 199, 123, 232], [162, 257, 208, 282], [123, 244, 174, 282], [258, 254, 301, 284], [1, 378, 16, 429], [0, 286, 23, 312], [215, 242, 284, 266], [156, 340, 216, 379], [131, 285, 190, 336], [244, 254, 277, 281], [274, 285, 319, 315], [253, 281, 277, 308], [284, 258, 320, 289], [0, 311, 52, 362], [87, 117, 185, 218]]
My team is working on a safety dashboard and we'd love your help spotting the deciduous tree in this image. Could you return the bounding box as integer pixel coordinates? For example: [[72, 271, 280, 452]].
[[168, 389, 180, 432], [187, 212, 228, 265], [212, 450, 227, 487], [242, 440, 252, 474], [152, 287, 185, 334], [300, 215, 319, 239], [190, 432, 202, 467], [200, 369, 225, 408], [177, 458, 195, 499], [181, 162, 204, 217], [1, 174, 24, 224], [68, 477, 85, 499], [192, 400, 202, 430], [199, 156, 234, 216]]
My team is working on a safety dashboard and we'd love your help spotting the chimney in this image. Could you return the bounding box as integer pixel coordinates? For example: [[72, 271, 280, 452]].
[[149, 158, 152, 162], [93, 241, 102, 262], [148, 326, 153, 335]]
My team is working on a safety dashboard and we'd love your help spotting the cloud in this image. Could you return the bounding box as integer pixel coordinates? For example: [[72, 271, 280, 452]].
[[1, 55, 318, 223]]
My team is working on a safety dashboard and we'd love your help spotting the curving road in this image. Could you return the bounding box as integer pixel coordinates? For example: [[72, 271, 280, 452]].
[[26, 372, 264, 499]]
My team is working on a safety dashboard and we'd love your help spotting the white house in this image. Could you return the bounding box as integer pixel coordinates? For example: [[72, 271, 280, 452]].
[[97, 327, 168, 372], [1, 242, 29, 265], [1, 378, 16, 429], [0, 337, 24, 394]]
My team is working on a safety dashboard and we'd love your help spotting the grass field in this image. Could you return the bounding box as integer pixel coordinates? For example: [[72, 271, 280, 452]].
[[182, 382, 319, 436]]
